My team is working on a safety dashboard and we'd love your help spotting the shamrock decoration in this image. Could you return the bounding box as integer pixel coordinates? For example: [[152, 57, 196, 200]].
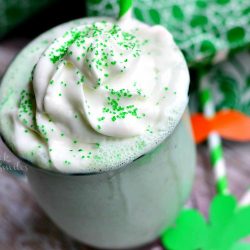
[[161, 195, 250, 250]]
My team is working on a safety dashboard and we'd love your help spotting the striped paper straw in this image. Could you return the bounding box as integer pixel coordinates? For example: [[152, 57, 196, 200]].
[[118, 0, 133, 19], [199, 70, 229, 195]]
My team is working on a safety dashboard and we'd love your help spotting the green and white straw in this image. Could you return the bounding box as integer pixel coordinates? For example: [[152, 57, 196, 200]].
[[199, 70, 229, 195], [118, 0, 133, 19]]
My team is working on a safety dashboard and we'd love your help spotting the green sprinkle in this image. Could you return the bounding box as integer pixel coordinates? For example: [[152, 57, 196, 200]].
[[98, 116, 105, 121]]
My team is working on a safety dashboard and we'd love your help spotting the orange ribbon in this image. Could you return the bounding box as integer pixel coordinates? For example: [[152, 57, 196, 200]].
[[191, 110, 250, 143]]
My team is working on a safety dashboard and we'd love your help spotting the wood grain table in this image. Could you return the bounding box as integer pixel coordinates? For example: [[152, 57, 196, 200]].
[[0, 38, 250, 250]]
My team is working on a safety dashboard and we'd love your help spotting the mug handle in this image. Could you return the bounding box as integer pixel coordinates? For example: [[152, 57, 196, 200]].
[[0, 137, 27, 176]]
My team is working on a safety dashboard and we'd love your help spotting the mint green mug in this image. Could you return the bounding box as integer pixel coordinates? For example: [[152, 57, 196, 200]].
[[0, 17, 195, 249]]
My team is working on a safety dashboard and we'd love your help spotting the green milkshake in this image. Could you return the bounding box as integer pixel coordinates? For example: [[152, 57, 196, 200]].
[[0, 16, 195, 249]]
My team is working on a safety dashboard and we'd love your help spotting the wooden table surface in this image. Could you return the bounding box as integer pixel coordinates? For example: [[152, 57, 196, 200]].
[[0, 38, 250, 250]]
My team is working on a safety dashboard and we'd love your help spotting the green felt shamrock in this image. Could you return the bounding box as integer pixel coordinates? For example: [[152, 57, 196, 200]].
[[161, 195, 250, 250]]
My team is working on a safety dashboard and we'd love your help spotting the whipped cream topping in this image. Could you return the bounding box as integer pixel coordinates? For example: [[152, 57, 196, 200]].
[[0, 18, 189, 173]]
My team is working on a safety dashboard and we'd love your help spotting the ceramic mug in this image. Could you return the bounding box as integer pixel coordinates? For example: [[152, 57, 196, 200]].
[[0, 17, 195, 249]]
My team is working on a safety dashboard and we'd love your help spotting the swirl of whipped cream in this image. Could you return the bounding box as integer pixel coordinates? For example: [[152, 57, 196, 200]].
[[33, 21, 162, 138], [10, 18, 189, 172]]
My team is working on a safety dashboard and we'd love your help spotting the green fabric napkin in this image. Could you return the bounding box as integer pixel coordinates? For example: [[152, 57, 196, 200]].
[[197, 50, 250, 115], [0, 0, 53, 39]]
